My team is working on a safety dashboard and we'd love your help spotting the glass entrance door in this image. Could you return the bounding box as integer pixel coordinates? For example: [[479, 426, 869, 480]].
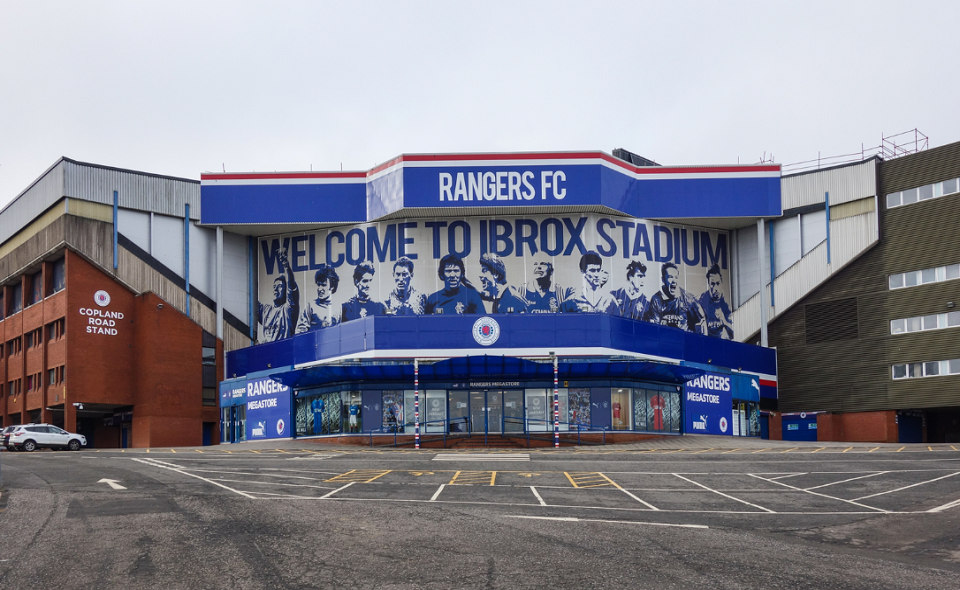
[[470, 391, 486, 433], [503, 390, 524, 432], [449, 390, 469, 433], [469, 390, 506, 434]]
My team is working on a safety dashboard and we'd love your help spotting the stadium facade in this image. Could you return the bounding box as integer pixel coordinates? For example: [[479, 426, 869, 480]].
[[207, 152, 781, 446]]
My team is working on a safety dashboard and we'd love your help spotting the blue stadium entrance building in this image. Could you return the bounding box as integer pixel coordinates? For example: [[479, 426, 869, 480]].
[[205, 151, 779, 446]]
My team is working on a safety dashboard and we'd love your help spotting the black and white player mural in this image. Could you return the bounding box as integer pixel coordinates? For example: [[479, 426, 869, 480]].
[[256, 213, 733, 342]]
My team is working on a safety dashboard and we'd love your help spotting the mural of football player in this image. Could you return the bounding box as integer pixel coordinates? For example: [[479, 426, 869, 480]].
[[561, 250, 618, 314], [699, 263, 734, 339], [477, 253, 528, 313], [425, 253, 485, 315], [385, 256, 426, 315], [611, 260, 649, 320], [519, 253, 572, 313], [643, 262, 707, 333], [341, 262, 387, 321], [296, 264, 340, 333], [257, 248, 299, 341]]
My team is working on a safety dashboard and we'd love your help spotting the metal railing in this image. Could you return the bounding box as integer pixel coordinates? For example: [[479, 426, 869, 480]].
[[369, 416, 471, 448]]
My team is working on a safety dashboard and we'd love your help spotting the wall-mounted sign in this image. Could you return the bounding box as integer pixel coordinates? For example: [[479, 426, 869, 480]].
[[80, 290, 123, 336]]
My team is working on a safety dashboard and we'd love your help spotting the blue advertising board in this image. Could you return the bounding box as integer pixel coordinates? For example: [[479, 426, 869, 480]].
[[683, 372, 733, 435], [245, 376, 292, 440]]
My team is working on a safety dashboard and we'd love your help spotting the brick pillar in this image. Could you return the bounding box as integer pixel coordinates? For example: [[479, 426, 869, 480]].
[[19, 275, 28, 426]]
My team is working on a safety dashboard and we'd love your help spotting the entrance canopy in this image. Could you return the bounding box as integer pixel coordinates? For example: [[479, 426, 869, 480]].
[[269, 355, 706, 390]]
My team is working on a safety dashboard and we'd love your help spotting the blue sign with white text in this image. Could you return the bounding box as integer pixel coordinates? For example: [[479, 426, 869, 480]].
[[683, 372, 733, 435], [245, 376, 291, 440]]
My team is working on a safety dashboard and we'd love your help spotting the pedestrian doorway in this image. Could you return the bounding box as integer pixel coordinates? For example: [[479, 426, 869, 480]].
[[468, 390, 524, 434]]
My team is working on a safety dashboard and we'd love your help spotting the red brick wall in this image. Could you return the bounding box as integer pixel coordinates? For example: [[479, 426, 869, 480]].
[[767, 413, 782, 440], [816, 411, 897, 443], [66, 252, 136, 420], [132, 292, 203, 448]]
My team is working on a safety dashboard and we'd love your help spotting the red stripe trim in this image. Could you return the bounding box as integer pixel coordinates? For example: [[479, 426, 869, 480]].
[[201, 172, 365, 181], [203, 152, 781, 180], [759, 379, 777, 387]]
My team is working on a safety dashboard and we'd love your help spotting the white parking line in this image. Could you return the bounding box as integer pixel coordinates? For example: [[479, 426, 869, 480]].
[[927, 496, 960, 513], [320, 482, 354, 499], [503, 515, 708, 529], [853, 471, 960, 501], [530, 486, 547, 506], [674, 474, 775, 513], [132, 458, 256, 499], [804, 471, 888, 491], [749, 474, 888, 513], [430, 484, 445, 502], [433, 454, 529, 461]]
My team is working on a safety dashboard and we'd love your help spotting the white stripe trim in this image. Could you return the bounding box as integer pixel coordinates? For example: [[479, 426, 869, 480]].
[[202, 177, 366, 186]]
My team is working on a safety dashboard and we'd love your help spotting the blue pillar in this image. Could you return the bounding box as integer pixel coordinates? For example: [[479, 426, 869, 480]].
[[769, 220, 776, 307], [112, 190, 118, 270], [825, 192, 831, 264], [248, 236, 255, 341], [184, 204, 191, 318]]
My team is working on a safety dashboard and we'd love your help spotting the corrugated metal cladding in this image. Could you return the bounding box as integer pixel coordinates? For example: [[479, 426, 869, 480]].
[[781, 158, 877, 210], [804, 298, 858, 344], [0, 161, 65, 247], [768, 140, 960, 413], [62, 159, 199, 219]]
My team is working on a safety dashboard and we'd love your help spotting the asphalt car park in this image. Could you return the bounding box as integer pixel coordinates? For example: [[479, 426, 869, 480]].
[[3, 440, 960, 589]]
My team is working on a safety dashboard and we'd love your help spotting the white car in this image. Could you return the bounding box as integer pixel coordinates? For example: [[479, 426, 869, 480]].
[[7, 424, 87, 452]]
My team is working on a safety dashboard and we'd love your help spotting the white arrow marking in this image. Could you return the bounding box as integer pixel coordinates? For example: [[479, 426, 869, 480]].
[[98, 478, 126, 490]]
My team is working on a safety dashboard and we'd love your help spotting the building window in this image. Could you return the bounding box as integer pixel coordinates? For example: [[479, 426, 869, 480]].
[[10, 284, 22, 315], [8, 379, 21, 398], [50, 258, 65, 295], [889, 263, 960, 290], [891, 311, 960, 334], [892, 359, 960, 380], [49, 369, 56, 386], [47, 318, 65, 341], [7, 338, 22, 356], [887, 177, 960, 209], [0, 293, 4, 321], [27, 271, 42, 306], [202, 388, 217, 406]]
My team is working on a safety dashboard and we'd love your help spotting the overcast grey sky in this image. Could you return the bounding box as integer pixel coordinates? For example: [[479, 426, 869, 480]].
[[2, 1, 958, 205]]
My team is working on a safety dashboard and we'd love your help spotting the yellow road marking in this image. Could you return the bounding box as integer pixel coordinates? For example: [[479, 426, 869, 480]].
[[723, 448, 742, 454], [869, 447, 880, 452], [448, 471, 497, 486], [953, 446, 958, 451], [195, 449, 203, 453], [691, 448, 714, 454], [842, 447, 854, 453], [811, 447, 825, 453], [929, 446, 933, 451], [565, 472, 614, 488], [325, 469, 392, 483], [896, 447, 905, 452], [170, 449, 176, 453]]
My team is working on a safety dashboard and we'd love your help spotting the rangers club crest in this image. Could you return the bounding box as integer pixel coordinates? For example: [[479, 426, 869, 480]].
[[472, 316, 500, 346], [94, 290, 111, 307]]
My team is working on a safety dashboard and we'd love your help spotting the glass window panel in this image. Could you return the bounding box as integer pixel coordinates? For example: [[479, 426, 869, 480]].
[[937, 266, 946, 281], [943, 179, 959, 195], [923, 314, 939, 330], [934, 183, 944, 198], [886, 193, 901, 208], [946, 264, 960, 280], [890, 319, 905, 334], [948, 311, 960, 327], [403, 390, 417, 433], [632, 389, 647, 431], [343, 391, 363, 433], [908, 363, 923, 378], [557, 389, 569, 431], [567, 388, 591, 429], [381, 391, 403, 432], [901, 188, 919, 204], [904, 271, 919, 287], [924, 361, 940, 376], [610, 388, 631, 431], [919, 184, 934, 200], [889, 274, 904, 289], [524, 389, 549, 431], [921, 268, 937, 283], [906, 317, 922, 332], [949, 359, 960, 375]]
